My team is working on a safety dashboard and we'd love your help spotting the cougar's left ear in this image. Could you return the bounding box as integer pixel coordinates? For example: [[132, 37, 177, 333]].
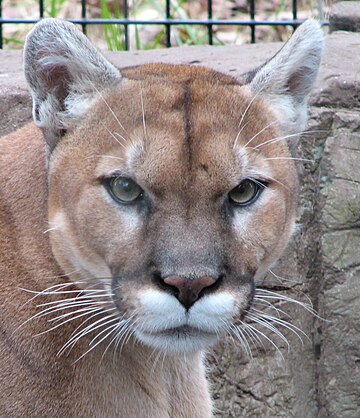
[[244, 20, 324, 134], [24, 18, 121, 152]]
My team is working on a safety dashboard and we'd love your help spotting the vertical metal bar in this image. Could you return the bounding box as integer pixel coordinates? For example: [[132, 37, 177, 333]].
[[166, 0, 171, 48], [249, 0, 255, 43], [207, 0, 213, 45], [292, 0, 297, 20], [81, 0, 87, 35], [124, 0, 129, 50], [0, 0, 2, 49], [292, 0, 297, 31], [39, 0, 44, 18]]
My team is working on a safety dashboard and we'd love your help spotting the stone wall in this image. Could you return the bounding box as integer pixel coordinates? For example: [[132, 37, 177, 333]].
[[1, 30, 359, 417]]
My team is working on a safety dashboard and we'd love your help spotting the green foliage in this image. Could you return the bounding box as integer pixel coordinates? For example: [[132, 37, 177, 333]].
[[99, 0, 125, 51], [45, 0, 67, 18]]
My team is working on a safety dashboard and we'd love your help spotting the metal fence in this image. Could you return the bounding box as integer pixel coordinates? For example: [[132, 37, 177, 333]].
[[0, 0, 329, 50]]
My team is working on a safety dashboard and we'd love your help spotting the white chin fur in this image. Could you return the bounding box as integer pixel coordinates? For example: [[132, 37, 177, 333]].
[[135, 328, 218, 354], [135, 289, 235, 353]]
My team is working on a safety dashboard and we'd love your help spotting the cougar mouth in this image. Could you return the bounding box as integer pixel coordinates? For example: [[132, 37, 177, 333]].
[[149, 325, 218, 337]]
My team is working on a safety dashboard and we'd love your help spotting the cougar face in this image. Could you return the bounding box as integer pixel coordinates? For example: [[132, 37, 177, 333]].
[[23, 18, 322, 355], [47, 69, 298, 353]]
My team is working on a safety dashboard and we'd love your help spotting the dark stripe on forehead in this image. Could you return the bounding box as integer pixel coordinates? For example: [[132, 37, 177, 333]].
[[182, 83, 192, 170]]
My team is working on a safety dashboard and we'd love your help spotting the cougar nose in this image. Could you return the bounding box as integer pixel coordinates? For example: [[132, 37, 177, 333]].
[[163, 275, 218, 310]]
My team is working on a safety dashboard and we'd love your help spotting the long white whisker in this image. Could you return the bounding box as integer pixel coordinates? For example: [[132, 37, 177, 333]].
[[243, 121, 278, 148], [106, 127, 126, 149], [242, 322, 284, 360], [233, 120, 250, 149], [37, 293, 112, 307], [140, 89, 147, 139], [234, 84, 266, 149], [95, 154, 125, 162], [255, 289, 317, 315], [102, 319, 132, 361], [252, 300, 291, 319], [230, 324, 252, 358], [247, 313, 290, 349], [268, 269, 300, 285], [253, 130, 325, 150], [88, 318, 122, 348], [257, 313, 308, 342], [74, 322, 120, 363], [57, 312, 118, 356], [264, 157, 315, 163], [34, 307, 104, 336], [90, 82, 128, 134], [240, 320, 265, 349]]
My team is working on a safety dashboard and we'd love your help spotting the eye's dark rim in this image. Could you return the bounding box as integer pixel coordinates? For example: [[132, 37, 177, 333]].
[[228, 179, 268, 207], [102, 176, 144, 205]]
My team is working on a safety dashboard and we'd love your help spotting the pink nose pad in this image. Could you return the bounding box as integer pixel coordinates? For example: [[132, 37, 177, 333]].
[[163, 275, 217, 310]]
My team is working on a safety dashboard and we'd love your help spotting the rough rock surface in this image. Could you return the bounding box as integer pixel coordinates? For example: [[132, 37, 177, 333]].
[[330, 1, 360, 32], [1, 31, 359, 417]]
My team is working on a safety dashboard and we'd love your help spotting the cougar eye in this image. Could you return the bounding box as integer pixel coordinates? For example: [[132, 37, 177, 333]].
[[106, 177, 143, 204], [228, 179, 265, 206]]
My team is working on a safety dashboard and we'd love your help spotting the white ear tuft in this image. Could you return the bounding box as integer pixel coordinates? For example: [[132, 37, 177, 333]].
[[24, 18, 121, 151], [246, 20, 324, 134]]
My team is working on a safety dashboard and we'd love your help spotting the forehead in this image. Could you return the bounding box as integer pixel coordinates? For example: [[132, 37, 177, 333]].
[[87, 64, 282, 193]]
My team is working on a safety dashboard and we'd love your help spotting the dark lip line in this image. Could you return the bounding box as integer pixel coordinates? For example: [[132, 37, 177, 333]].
[[146, 325, 218, 336]]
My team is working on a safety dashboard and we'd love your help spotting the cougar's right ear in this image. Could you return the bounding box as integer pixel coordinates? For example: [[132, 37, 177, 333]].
[[24, 18, 121, 152]]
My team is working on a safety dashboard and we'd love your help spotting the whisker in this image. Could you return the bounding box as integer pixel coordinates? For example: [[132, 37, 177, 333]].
[[243, 121, 278, 148], [49, 306, 105, 323], [90, 81, 128, 134], [19, 300, 110, 332], [58, 312, 118, 357], [268, 269, 300, 285], [250, 302, 290, 319], [233, 120, 250, 149], [253, 130, 326, 150], [94, 154, 125, 162], [247, 313, 290, 349], [240, 320, 265, 349], [105, 127, 126, 149], [88, 317, 123, 346], [235, 85, 265, 135], [264, 157, 315, 163], [19, 280, 83, 305], [255, 312, 308, 343], [230, 323, 252, 359], [102, 318, 133, 361], [34, 307, 104, 336], [74, 322, 120, 363], [140, 89, 147, 140], [66, 308, 119, 343], [241, 321, 284, 360], [255, 289, 317, 316], [43, 226, 58, 234], [37, 293, 112, 307], [248, 169, 289, 190], [113, 131, 128, 143]]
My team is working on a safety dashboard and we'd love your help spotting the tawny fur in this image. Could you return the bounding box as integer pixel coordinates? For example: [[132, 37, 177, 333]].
[[0, 19, 323, 417]]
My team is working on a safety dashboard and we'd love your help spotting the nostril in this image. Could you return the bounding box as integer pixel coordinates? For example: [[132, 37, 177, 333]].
[[151, 272, 180, 297]]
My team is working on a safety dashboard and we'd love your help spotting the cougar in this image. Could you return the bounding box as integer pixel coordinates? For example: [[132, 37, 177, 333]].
[[0, 18, 323, 417]]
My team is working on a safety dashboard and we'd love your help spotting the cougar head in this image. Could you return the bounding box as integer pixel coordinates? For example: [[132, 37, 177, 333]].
[[25, 19, 323, 354]]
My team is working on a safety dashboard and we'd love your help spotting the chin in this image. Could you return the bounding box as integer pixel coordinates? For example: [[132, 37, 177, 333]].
[[135, 326, 219, 354]]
